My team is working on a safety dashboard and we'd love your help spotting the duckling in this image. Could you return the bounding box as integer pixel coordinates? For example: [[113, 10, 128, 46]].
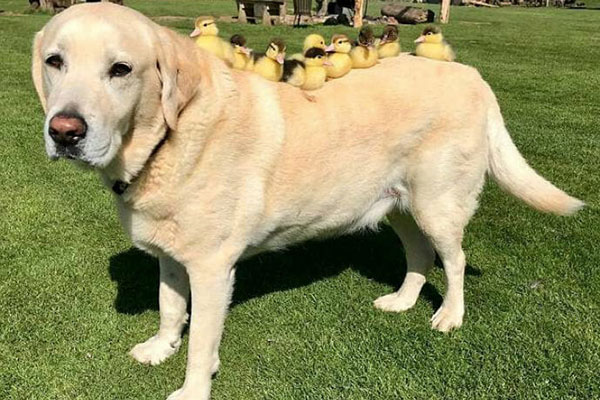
[[253, 38, 286, 82], [289, 33, 327, 61], [190, 17, 235, 66], [301, 47, 331, 91], [377, 25, 401, 59], [414, 26, 455, 62], [230, 34, 253, 70], [350, 26, 378, 69], [325, 34, 352, 79], [303, 33, 327, 52]]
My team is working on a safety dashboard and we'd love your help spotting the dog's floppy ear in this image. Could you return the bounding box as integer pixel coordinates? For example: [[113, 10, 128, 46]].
[[31, 30, 47, 113], [155, 27, 200, 130]]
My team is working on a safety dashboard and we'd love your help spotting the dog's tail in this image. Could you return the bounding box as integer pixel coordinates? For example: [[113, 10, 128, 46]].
[[486, 101, 584, 216]]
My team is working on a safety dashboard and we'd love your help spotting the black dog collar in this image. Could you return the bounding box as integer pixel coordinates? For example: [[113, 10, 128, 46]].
[[111, 130, 169, 196]]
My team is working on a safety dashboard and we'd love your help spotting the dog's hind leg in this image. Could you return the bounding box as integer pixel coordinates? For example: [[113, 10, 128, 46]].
[[373, 210, 434, 313], [410, 173, 483, 332], [130, 256, 190, 365]]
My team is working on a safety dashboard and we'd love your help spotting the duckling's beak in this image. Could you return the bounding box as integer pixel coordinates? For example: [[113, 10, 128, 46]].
[[325, 43, 335, 53], [190, 27, 201, 38], [323, 60, 333, 66], [276, 53, 285, 64], [414, 36, 425, 43], [241, 46, 252, 56]]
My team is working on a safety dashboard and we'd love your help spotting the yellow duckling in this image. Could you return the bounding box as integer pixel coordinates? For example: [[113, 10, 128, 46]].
[[377, 25, 401, 59], [414, 26, 455, 62], [301, 47, 331, 91], [190, 17, 235, 66], [253, 38, 286, 82], [350, 26, 378, 69], [230, 34, 253, 70], [325, 34, 352, 79], [289, 33, 327, 61], [303, 33, 326, 52]]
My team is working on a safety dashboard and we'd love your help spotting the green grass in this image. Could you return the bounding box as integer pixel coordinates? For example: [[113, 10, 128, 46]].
[[1, 1, 599, 399]]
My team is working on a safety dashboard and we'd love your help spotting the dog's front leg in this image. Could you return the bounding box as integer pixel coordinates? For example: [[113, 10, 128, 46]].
[[130, 256, 190, 365], [167, 251, 237, 400]]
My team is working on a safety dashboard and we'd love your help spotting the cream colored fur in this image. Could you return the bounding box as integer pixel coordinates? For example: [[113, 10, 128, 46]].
[[32, 4, 583, 399]]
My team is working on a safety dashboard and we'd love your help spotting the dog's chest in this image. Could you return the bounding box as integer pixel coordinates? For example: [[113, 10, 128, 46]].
[[116, 200, 177, 256]]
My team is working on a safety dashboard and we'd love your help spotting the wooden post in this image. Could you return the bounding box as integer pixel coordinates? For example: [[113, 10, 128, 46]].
[[440, 0, 450, 23], [238, 2, 248, 23], [262, 5, 272, 26], [354, 0, 364, 28], [279, 0, 287, 23]]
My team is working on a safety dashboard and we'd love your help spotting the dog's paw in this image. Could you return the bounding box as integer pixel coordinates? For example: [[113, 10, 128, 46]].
[[166, 388, 184, 400], [166, 386, 210, 400], [129, 335, 181, 366], [373, 292, 418, 312], [430, 305, 464, 332]]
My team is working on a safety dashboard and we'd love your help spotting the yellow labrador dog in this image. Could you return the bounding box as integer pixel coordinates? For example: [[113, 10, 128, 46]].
[[32, 3, 583, 399]]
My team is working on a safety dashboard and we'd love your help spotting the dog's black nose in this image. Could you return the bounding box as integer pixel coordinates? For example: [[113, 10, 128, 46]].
[[48, 113, 87, 146]]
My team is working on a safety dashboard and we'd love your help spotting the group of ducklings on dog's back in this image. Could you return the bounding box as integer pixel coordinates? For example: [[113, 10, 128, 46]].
[[189, 18, 455, 93]]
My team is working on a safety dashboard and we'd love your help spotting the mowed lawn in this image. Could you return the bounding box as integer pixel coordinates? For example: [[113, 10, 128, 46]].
[[1, 1, 599, 399]]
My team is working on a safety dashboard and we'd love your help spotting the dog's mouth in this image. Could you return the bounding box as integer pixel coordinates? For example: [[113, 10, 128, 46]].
[[52, 145, 83, 161]]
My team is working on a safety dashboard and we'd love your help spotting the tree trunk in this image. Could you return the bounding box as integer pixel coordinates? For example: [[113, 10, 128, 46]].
[[381, 4, 435, 24]]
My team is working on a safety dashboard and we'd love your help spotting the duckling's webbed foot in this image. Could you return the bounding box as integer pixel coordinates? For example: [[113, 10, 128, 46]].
[[302, 92, 317, 103]]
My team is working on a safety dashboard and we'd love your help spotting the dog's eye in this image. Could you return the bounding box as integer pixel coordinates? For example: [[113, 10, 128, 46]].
[[45, 54, 63, 69], [109, 62, 132, 78]]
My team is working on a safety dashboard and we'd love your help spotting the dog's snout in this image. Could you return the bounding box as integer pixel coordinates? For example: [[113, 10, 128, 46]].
[[48, 113, 87, 146]]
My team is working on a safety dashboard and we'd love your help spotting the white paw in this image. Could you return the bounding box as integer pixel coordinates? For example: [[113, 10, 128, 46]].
[[430, 305, 464, 332], [166, 386, 210, 400], [129, 335, 181, 366], [166, 388, 183, 400], [373, 291, 418, 312]]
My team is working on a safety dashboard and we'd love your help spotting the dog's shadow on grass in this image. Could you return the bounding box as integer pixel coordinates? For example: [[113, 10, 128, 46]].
[[109, 225, 481, 315]]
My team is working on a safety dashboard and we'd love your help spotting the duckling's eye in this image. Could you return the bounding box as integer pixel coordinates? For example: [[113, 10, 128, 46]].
[[203, 23, 208, 27], [426, 32, 433, 36], [45, 54, 63, 70], [109, 62, 132, 78]]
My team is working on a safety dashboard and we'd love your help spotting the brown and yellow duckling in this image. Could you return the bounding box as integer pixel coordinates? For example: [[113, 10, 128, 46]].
[[301, 47, 331, 90], [350, 25, 378, 69], [230, 34, 253, 70], [377, 25, 401, 59], [253, 38, 286, 82], [325, 34, 352, 79], [282, 47, 331, 90], [414, 26, 455, 62]]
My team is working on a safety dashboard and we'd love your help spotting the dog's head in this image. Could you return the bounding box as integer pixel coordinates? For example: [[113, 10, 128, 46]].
[[32, 3, 198, 168]]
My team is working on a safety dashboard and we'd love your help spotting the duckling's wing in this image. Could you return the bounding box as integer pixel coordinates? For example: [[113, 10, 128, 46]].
[[443, 42, 456, 62], [282, 59, 305, 82], [252, 52, 266, 62]]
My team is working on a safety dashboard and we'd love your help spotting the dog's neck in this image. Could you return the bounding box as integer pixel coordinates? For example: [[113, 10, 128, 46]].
[[100, 114, 170, 191]]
